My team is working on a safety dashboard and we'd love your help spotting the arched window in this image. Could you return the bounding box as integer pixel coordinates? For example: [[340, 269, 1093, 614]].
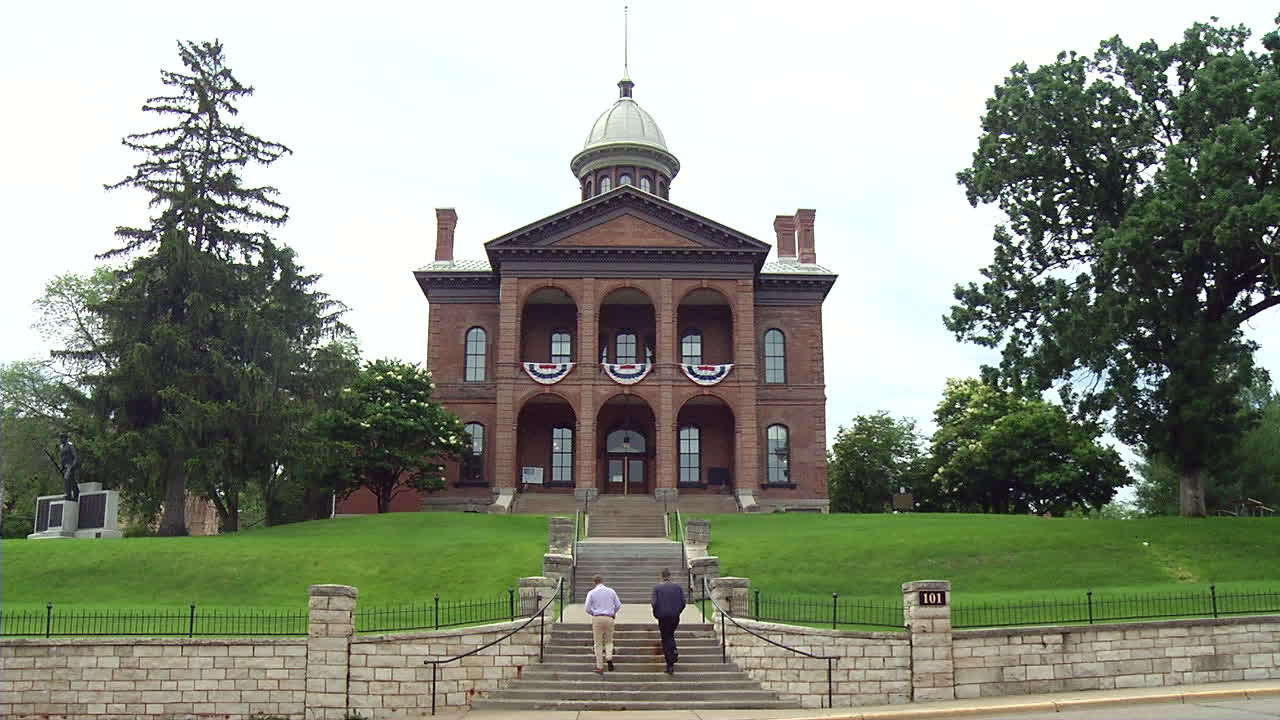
[[619, 173, 632, 186], [465, 327, 487, 381], [460, 423, 486, 485], [600, 176, 612, 193], [679, 426, 701, 485], [766, 424, 789, 485], [763, 329, 786, 383], [551, 426, 574, 483], [681, 329, 703, 365], [585, 179, 593, 197], [551, 330, 572, 363], [606, 427, 646, 453], [640, 176, 652, 193], [615, 331, 637, 364]]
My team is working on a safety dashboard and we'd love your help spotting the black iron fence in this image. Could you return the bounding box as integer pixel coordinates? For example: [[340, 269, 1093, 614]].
[[0, 604, 307, 638], [750, 589, 905, 630], [355, 590, 521, 633], [953, 586, 1280, 629]]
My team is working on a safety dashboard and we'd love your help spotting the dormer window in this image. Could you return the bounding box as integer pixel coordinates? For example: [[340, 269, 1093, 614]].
[[600, 176, 612, 193], [640, 177, 651, 193], [620, 174, 632, 186]]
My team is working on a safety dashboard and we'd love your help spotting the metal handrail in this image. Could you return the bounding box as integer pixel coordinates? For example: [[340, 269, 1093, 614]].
[[703, 577, 839, 709], [572, 509, 581, 600], [676, 508, 691, 597], [425, 576, 564, 715]]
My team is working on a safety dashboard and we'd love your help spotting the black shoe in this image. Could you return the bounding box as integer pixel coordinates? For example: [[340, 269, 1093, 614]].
[[665, 664, 674, 674], [606, 660, 615, 671]]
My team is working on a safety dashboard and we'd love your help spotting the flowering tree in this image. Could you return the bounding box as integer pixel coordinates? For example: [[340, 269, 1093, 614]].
[[320, 359, 464, 513]]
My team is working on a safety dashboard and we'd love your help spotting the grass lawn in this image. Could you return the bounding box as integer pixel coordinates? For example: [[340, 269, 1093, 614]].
[[693, 512, 1280, 609], [0, 512, 546, 613]]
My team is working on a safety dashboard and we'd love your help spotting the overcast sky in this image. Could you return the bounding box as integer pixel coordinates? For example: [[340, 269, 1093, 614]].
[[3, 1, 1277, 458]]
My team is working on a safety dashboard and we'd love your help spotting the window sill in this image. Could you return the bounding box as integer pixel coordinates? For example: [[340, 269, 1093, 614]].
[[678, 482, 708, 489], [762, 482, 797, 489], [527, 481, 575, 489]]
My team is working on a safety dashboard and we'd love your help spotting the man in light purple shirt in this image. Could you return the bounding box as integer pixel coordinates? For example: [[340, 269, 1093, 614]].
[[584, 574, 622, 674]]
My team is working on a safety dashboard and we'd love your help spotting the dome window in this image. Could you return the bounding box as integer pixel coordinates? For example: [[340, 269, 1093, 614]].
[[600, 176, 612, 193], [620, 174, 632, 186], [640, 177, 651, 193]]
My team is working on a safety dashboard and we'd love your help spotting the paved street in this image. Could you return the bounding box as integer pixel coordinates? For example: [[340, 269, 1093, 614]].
[[961, 696, 1280, 720]]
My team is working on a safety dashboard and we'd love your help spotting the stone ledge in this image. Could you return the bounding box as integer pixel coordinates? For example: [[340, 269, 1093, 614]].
[[955, 615, 1280, 639], [308, 584, 357, 599], [729, 617, 910, 641], [350, 619, 542, 644]]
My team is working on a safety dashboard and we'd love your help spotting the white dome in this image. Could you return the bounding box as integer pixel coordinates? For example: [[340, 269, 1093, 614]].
[[583, 97, 669, 153]]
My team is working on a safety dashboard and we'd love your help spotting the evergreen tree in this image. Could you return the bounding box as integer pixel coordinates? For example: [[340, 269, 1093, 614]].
[[92, 40, 293, 535]]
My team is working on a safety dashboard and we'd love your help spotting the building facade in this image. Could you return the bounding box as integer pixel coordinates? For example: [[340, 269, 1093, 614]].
[[340, 73, 836, 514]]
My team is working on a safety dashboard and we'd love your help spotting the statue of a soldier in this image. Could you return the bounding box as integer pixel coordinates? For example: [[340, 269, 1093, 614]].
[[58, 433, 81, 501]]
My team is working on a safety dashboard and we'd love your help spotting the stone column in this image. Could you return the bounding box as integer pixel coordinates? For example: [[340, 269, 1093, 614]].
[[710, 576, 750, 617], [732, 278, 760, 501], [903, 580, 954, 702], [495, 275, 520, 491], [685, 518, 710, 545], [306, 584, 356, 720], [542, 554, 573, 591], [575, 278, 598, 502], [547, 516, 574, 553]]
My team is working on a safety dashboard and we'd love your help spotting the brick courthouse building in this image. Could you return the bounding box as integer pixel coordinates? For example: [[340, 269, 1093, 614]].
[[340, 72, 837, 514]]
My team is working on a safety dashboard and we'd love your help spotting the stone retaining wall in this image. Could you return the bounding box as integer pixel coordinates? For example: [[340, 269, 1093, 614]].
[[954, 616, 1280, 699], [0, 637, 307, 719], [0, 582, 558, 720], [721, 618, 912, 709]]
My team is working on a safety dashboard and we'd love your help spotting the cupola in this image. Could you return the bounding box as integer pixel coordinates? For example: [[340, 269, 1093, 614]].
[[571, 73, 680, 201]]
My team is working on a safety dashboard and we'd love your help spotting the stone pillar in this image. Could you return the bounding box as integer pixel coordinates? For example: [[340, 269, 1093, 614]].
[[495, 275, 520, 490], [689, 556, 719, 600], [519, 576, 559, 616], [542, 553, 573, 591], [547, 516, 573, 553], [656, 277, 676, 495], [576, 278, 598, 498], [686, 518, 710, 545], [732, 278, 760, 500], [306, 584, 356, 720], [710, 576, 750, 617], [903, 580, 954, 702]]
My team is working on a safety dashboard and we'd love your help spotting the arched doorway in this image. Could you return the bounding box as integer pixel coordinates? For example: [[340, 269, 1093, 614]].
[[597, 394, 655, 495], [516, 393, 577, 492]]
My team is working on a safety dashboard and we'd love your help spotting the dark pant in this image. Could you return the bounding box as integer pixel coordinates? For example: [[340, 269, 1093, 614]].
[[657, 615, 680, 666]]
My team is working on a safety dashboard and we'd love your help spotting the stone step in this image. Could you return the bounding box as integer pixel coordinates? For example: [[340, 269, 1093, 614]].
[[530, 661, 744, 673], [470, 698, 799, 711], [522, 670, 752, 682], [505, 679, 762, 691], [544, 640, 720, 651], [487, 689, 783, 702], [540, 652, 724, 664]]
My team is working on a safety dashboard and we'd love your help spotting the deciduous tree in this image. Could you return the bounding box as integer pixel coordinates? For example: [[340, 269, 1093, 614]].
[[827, 412, 924, 513], [320, 359, 464, 513], [950, 18, 1280, 516]]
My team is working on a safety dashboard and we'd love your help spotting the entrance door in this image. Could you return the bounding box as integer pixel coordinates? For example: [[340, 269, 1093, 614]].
[[606, 456, 647, 495], [603, 427, 648, 495]]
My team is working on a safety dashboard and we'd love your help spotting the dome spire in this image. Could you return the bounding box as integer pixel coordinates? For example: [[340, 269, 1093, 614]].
[[619, 6, 633, 98]]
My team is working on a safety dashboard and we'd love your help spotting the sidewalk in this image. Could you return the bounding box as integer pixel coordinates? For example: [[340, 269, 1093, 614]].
[[448, 679, 1280, 720]]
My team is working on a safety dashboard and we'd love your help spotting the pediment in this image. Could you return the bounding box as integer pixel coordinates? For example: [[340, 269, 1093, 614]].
[[554, 213, 704, 249], [484, 186, 772, 256]]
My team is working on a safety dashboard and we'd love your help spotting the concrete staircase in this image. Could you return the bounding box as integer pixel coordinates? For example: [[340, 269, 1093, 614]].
[[587, 495, 666, 537], [470, 622, 799, 711], [572, 540, 684, 604]]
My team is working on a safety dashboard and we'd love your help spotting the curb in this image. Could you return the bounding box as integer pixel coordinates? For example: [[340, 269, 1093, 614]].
[[767, 684, 1280, 720]]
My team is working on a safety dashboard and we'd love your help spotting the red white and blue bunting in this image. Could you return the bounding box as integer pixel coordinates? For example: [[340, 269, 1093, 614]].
[[681, 363, 734, 386], [523, 362, 575, 385], [602, 363, 652, 385]]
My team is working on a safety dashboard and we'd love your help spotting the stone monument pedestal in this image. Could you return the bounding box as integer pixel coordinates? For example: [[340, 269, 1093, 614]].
[[28, 483, 123, 540]]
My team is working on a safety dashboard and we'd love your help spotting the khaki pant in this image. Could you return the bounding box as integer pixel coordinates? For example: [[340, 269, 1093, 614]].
[[590, 614, 615, 670]]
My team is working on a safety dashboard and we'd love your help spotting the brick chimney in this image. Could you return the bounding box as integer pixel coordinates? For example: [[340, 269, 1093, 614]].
[[795, 208, 816, 264], [434, 208, 458, 262], [773, 215, 796, 261]]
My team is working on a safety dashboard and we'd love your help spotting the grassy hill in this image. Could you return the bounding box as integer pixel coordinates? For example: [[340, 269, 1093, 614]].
[[0, 513, 546, 610], [4, 511, 1278, 616], [697, 512, 1280, 603]]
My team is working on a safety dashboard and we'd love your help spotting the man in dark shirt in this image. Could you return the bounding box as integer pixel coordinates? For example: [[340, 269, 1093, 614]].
[[650, 568, 686, 674]]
